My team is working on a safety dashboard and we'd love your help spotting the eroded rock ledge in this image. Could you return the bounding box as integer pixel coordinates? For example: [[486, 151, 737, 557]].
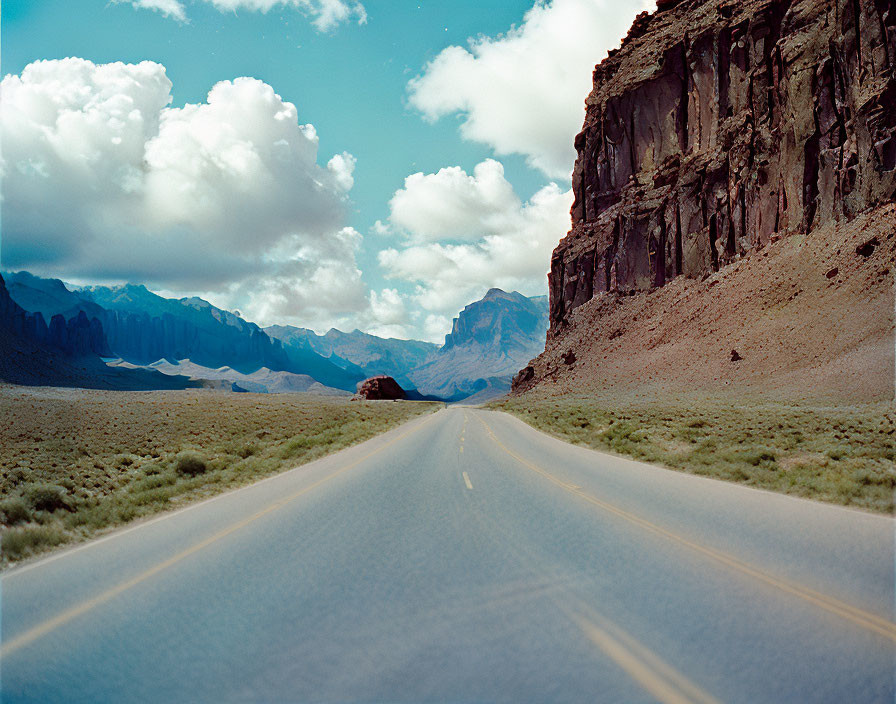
[[550, 0, 896, 334]]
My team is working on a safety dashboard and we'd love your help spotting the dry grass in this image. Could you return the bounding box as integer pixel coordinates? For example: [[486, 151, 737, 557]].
[[0, 385, 438, 565], [490, 395, 895, 514]]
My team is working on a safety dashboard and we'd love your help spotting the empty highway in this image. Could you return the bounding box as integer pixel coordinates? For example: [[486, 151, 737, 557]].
[[2, 408, 894, 703]]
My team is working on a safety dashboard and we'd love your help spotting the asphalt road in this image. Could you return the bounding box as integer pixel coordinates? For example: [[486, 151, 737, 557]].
[[2, 408, 894, 703]]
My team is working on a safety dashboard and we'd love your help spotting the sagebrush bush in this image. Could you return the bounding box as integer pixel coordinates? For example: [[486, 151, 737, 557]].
[[2, 524, 67, 561], [0, 497, 31, 526], [237, 444, 258, 459], [22, 483, 72, 513], [175, 452, 207, 477]]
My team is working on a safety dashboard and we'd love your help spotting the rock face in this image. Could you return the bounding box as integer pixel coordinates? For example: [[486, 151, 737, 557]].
[[550, 0, 896, 334], [0, 274, 200, 390], [0, 274, 24, 332], [355, 375, 407, 401], [1, 274, 110, 357]]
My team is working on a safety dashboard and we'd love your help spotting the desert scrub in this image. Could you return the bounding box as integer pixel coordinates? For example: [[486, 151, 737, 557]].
[[0, 387, 439, 566], [175, 452, 207, 477], [490, 395, 895, 514], [21, 483, 74, 513], [0, 497, 31, 526], [2, 524, 67, 562]]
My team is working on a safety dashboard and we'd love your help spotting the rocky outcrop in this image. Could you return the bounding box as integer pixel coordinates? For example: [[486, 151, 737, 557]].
[[550, 0, 896, 334], [355, 375, 407, 400]]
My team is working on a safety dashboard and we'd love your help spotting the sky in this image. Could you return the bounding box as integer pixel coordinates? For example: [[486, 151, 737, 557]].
[[1, 0, 653, 342]]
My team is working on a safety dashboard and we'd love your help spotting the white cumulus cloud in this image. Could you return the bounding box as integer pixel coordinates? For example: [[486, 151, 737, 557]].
[[408, 0, 654, 178], [0, 57, 365, 330], [327, 151, 357, 191], [364, 287, 415, 339], [422, 314, 452, 345], [389, 159, 521, 243], [228, 227, 369, 331], [369, 288, 407, 327], [116, 0, 188, 22], [379, 160, 572, 319], [119, 0, 367, 31]]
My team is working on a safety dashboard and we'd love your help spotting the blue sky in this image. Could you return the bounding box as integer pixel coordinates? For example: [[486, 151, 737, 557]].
[[1, 0, 650, 341]]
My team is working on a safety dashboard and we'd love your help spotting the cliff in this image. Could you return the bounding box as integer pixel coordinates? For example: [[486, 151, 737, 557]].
[[79, 285, 295, 372], [513, 0, 895, 402], [550, 0, 896, 332], [1, 274, 109, 357]]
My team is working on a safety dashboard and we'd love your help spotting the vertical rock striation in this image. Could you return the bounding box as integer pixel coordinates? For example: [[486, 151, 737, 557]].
[[1, 274, 110, 357], [550, 0, 896, 334]]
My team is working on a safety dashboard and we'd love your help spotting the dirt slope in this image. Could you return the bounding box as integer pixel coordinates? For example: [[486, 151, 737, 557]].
[[514, 204, 894, 404]]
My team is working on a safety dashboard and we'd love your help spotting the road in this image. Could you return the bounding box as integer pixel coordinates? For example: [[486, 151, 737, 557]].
[[2, 407, 894, 703]]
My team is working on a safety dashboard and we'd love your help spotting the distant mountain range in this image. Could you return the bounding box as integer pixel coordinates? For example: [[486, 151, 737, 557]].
[[1, 271, 549, 401], [3, 271, 362, 393], [266, 289, 549, 400], [264, 326, 438, 388]]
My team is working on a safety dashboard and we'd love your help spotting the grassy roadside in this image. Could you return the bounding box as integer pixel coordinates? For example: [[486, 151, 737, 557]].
[[0, 387, 440, 566], [489, 395, 895, 514]]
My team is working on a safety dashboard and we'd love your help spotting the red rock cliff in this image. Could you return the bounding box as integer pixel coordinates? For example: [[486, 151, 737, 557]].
[[549, 0, 896, 334]]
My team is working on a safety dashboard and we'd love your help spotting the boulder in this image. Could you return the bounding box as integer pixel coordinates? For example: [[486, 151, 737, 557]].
[[355, 375, 407, 400]]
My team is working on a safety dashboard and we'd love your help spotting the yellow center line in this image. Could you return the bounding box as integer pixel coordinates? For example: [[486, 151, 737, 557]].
[[1, 411, 440, 658], [567, 600, 721, 704], [463, 471, 473, 490], [468, 482, 719, 704], [476, 414, 896, 643], [573, 612, 720, 704]]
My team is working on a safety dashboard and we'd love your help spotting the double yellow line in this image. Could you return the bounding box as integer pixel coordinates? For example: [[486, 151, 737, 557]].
[[0, 410, 440, 658], [476, 414, 896, 644]]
